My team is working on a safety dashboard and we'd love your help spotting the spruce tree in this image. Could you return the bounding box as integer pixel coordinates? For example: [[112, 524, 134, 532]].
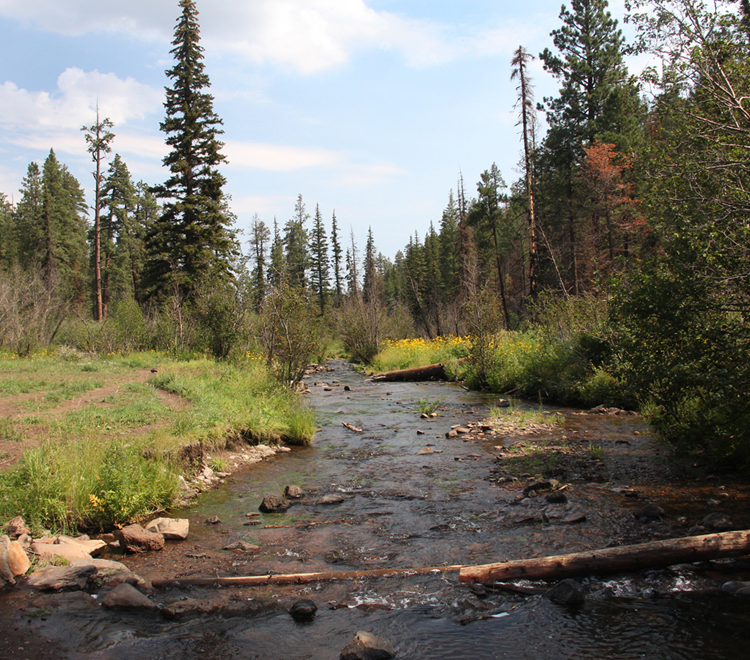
[[330, 211, 343, 302], [144, 0, 237, 299], [309, 204, 330, 314], [284, 194, 309, 288], [249, 214, 270, 312]]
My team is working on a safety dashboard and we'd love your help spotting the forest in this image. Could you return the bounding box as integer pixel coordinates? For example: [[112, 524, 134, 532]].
[[0, 0, 749, 465]]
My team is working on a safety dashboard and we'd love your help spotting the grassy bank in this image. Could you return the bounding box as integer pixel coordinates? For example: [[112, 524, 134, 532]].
[[0, 350, 315, 534]]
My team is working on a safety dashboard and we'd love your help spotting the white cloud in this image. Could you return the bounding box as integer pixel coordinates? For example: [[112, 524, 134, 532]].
[[231, 194, 296, 215], [224, 141, 342, 171], [0, 0, 462, 73], [0, 68, 162, 130]]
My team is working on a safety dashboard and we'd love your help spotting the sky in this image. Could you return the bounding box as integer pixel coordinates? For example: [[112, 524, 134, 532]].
[[0, 0, 636, 259]]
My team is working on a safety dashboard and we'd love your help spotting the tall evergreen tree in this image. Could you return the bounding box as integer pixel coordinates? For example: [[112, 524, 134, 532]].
[[101, 154, 136, 307], [538, 0, 641, 294], [248, 214, 270, 312], [309, 204, 330, 314], [14, 162, 44, 269], [330, 210, 343, 302], [144, 0, 237, 299], [0, 194, 15, 270], [284, 194, 309, 288], [82, 109, 115, 320], [269, 218, 285, 287], [362, 227, 377, 303]]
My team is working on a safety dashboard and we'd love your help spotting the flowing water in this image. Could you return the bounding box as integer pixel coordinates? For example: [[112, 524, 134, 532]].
[[3, 360, 750, 659]]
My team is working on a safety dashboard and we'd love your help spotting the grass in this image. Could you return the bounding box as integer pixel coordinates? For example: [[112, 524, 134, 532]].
[[0, 350, 316, 534], [416, 397, 444, 415]]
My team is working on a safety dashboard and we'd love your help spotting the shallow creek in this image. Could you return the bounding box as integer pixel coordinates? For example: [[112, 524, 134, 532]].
[[3, 360, 750, 659]]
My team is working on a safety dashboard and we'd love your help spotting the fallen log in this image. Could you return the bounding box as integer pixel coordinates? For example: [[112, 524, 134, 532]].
[[152, 564, 465, 589], [370, 362, 448, 382], [149, 530, 750, 590], [342, 422, 363, 433], [460, 530, 750, 584]]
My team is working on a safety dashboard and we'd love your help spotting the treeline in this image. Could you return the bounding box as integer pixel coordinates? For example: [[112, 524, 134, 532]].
[[1, 0, 749, 461]]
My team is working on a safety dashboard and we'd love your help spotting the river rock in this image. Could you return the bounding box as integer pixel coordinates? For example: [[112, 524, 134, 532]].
[[31, 541, 92, 563], [101, 583, 158, 610], [5, 516, 31, 539], [446, 430, 459, 439], [417, 447, 434, 455], [118, 524, 165, 553], [0, 535, 15, 584], [545, 578, 586, 607], [545, 491, 568, 504], [524, 480, 555, 495], [57, 535, 107, 557], [27, 564, 98, 591], [319, 494, 345, 505], [260, 496, 291, 513], [162, 598, 220, 620], [722, 581, 750, 596], [340, 631, 396, 660], [6, 539, 31, 577], [223, 541, 260, 552], [701, 513, 733, 532], [70, 558, 148, 589], [634, 505, 664, 522], [285, 485, 306, 499], [289, 598, 317, 621], [146, 517, 190, 540]]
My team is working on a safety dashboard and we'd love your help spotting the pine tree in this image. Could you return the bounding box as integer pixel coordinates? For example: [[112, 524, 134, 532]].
[[284, 194, 309, 288], [362, 227, 377, 303], [269, 218, 285, 287], [249, 214, 270, 312], [144, 0, 237, 299], [101, 154, 136, 307], [309, 204, 330, 314], [14, 162, 44, 269], [129, 181, 159, 302], [330, 210, 343, 302], [82, 109, 115, 320], [0, 194, 15, 270]]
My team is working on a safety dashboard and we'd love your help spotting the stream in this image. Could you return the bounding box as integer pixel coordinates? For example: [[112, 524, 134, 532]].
[[3, 360, 750, 659]]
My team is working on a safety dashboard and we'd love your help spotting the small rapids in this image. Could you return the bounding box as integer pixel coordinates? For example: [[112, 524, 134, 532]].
[[2, 360, 750, 659]]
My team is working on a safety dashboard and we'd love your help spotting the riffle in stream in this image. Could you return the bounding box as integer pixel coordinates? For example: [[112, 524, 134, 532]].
[[3, 360, 750, 659]]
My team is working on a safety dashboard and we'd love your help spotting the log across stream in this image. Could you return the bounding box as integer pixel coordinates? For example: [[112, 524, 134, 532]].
[[151, 530, 750, 588]]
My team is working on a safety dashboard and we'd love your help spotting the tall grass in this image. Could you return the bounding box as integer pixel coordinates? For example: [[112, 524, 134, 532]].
[[0, 351, 316, 533]]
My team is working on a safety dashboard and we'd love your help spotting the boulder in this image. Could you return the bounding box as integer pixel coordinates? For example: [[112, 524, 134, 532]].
[[146, 517, 190, 540], [340, 631, 396, 660], [285, 485, 306, 499], [31, 541, 92, 563], [118, 524, 165, 553], [546, 579, 586, 607], [417, 447, 434, 455], [70, 558, 149, 589], [162, 598, 220, 620], [289, 598, 318, 621], [27, 564, 98, 591], [0, 535, 15, 584], [6, 539, 31, 577], [5, 516, 31, 539], [56, 536, 107, 557], [259, 496, 290, 513], [101, 583, 158, 610]]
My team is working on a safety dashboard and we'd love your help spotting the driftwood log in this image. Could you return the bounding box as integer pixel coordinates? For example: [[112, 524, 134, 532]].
[[370, 362, 448, 382], [150, 530, 750, 589], [460, 530, 750, 584]]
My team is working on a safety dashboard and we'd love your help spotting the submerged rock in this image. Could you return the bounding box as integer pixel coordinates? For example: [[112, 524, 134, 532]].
[[633, 505, 665, 522], [260, 496, 291, 513], [340, 631, 396, 660], [318, 494, 345, 505], [701, 513, 733, 532], [223, 541, 260, 552], [546, 578, 586, 607], [285, 485, 306, 499], [101, 583, 158, 611], [289, 598, 317, 621]]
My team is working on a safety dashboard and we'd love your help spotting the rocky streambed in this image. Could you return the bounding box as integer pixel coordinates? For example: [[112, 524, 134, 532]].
[[2, 360, 750, 659]]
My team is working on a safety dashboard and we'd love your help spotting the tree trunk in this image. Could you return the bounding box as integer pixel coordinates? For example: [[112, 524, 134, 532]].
[[459, 530, 750, 584], [371, 362, 451, 382]]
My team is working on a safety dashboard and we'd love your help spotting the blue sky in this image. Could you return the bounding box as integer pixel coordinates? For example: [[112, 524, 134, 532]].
[[0, 0, 633, 259]]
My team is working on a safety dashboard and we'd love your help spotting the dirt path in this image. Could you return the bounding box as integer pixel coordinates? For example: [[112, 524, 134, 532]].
[[0, 367, 189, 470]]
